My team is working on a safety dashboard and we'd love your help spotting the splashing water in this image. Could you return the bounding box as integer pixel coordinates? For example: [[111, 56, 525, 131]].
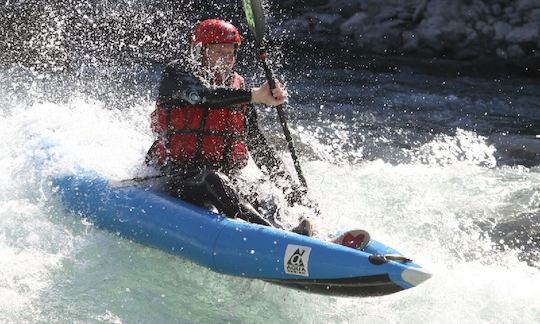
[[1, 31, 540, 324]]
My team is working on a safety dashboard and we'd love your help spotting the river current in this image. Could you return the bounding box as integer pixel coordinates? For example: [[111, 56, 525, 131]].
[[1, 52, 539, 323]]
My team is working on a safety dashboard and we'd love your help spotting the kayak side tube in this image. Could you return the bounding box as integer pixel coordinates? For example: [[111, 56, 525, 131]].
[[212, 221, 431, 295], [52, 173, 431, 296], [52, 173, 226, 268]]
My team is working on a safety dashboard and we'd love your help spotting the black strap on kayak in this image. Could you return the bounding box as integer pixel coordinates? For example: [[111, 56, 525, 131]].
[[118, 173, 168, 184], [241, 0, 308, 190]]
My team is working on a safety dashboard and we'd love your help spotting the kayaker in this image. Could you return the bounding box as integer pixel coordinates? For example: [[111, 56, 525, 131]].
[[145, 19, 313, 235]]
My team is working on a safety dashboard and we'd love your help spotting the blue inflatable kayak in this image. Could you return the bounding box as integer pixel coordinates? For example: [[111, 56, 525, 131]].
[[51, 172, 431, 296]]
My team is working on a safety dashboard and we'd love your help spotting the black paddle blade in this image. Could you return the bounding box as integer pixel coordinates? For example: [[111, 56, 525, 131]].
[[241, 0, 266, 46]]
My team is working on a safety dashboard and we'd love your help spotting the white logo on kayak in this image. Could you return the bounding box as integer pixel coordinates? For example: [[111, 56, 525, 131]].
[[284, 245, 311, 277]]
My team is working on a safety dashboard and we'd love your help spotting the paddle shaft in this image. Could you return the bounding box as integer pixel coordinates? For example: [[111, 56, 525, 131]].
[[241, 0, 308, 190], [258, 50, 307, 189]]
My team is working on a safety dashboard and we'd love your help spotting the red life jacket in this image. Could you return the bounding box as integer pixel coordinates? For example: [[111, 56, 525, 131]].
[[150, 73, 249, 170]]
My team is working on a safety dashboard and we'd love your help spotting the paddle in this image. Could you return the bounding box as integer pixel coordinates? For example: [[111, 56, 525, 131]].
[[241, 0, 308, 190]]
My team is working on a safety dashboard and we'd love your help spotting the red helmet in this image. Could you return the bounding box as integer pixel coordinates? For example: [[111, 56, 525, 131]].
[[191, 19, 241, 47]]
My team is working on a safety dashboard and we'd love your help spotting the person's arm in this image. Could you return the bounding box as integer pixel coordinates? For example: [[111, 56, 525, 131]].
[[157, 63, 252, 108], [157, 62, 287, 109]]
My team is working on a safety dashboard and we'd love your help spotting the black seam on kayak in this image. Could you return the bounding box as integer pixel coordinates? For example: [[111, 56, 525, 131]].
[[263, 274, 403, 297], [265, 274, 392, 285]]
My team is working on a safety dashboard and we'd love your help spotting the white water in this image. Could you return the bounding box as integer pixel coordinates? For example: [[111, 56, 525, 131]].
[[1, 95, 539, 323]]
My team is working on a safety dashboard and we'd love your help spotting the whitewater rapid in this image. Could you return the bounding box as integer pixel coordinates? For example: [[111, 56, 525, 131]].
[[1, 69, 539, 323]]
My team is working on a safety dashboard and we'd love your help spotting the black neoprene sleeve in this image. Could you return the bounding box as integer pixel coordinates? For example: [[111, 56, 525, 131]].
[[157, 61, 251, 108]]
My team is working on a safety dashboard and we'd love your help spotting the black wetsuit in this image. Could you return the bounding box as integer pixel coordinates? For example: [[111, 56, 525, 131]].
[[146, 61, 311, 233]]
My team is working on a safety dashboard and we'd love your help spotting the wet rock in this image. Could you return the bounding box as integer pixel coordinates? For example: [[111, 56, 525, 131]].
[[279, 17, 310, 39], [507, 44, 526, 58], [504, 6, 515, 16], [516, 0, 540, 12], [463, 29, 479, 47], [496, 47, 508, 59], [397, 11, 412, 21], [354, 21, 403, 54], [527, 8, 540, 24], [474, 21, 487, 32], [508, 14, 523, 26], [462, 0, 490, 22], [416, 29, 446, 52], [401, 31, 418, 52], [413, 0, 429, 23], [441, 21, 471, 43], [491, 4, 502, 16], [506, 23, 539, 44], [339, 12, 369, 37], [306, 13, 343, 34], [482, 25, 495, 38], [278, 0, 539, 63], [475, 21, 495, 38], [493, 21, 512, 42], [375, 6, 398, 22], [324, 0, 364, 17], [455, 48, 479, 60]]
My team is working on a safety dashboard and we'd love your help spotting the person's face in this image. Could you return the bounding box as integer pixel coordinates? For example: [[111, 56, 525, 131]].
[[202, 43, 236, 74]]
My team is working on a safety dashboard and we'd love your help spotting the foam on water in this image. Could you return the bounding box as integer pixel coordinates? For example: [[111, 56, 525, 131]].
[[1, 93, 539, 323], [0, 96, 153, 322]]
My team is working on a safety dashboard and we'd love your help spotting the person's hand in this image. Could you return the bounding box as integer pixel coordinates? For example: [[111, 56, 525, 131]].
[[251, 80, 288, 106]]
